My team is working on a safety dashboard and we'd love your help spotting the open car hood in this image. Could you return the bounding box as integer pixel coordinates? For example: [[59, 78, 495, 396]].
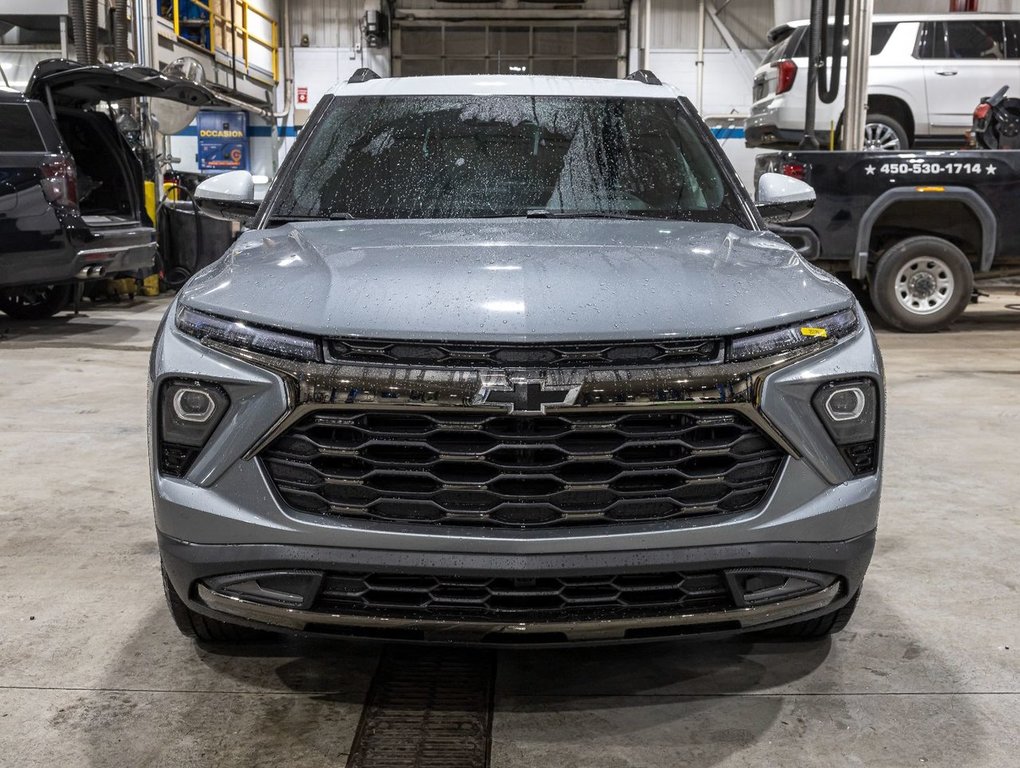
[[25, 59, 219, 108]]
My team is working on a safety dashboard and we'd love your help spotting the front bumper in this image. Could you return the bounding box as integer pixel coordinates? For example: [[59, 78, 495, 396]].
[[150, 299, 884, 642], [161, 531, 875, 644]]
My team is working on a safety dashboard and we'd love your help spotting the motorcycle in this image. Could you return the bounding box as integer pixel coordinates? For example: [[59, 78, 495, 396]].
[[972, 85, 1020, 150]]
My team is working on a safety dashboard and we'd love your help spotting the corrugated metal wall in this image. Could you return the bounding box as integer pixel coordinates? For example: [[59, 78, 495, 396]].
[[650, 0, 776, 50], [289, 0, 362, 47]]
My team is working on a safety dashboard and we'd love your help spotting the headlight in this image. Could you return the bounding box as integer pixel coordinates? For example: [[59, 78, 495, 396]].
[[176, 305, 320, 362], [158, 379, 230, 477], [729, 307, 859, 362], [812, 378, 880, 476]]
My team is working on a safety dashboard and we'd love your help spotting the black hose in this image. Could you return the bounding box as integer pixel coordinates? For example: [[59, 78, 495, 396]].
[[156, 183, 205, 289], [800, 0, 825, 148], [800, 0, 848, 148], [818, 0, 847, 105]]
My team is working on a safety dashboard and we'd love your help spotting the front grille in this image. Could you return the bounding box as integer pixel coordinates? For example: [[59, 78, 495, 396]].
[[262, 409, 785, 527], [327, 337, 722, 368], [313, 570, 736, 622]]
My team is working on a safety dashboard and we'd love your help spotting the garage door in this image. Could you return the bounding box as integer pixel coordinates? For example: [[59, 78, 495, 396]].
[[393, 21, 627, 78]]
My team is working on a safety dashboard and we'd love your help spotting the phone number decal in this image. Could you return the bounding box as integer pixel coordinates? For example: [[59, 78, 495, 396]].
[[864, 161, 997, 176]]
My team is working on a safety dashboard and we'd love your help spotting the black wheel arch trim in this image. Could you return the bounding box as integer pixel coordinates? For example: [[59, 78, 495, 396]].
[[853, 186, 997, 280]]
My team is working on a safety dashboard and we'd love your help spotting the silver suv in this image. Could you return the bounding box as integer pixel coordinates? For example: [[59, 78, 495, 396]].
[[150, 71, 883, 645], [747, 13, 1020, 150]]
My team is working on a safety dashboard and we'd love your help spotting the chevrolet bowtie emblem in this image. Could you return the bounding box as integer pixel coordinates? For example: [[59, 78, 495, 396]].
[[478, 381, 580, 413]]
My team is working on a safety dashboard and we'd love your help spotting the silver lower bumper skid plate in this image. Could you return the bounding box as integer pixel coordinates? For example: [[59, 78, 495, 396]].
[[197, 582, 841, 641]]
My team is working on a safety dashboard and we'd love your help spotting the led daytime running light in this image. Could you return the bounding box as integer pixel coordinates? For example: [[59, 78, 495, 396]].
[[176, 306, 321, 362], [730, 308, 858, 362]]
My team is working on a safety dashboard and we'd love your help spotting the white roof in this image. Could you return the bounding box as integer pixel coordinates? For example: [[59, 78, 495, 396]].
[[329, 74, 676, 99]]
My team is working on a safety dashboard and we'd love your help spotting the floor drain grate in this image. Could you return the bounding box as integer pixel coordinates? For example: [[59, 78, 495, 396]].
[[345, 647, 495, 768]]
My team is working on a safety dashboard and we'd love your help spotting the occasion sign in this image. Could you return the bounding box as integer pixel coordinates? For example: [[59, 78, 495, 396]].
[[197, 110, 249, 173]]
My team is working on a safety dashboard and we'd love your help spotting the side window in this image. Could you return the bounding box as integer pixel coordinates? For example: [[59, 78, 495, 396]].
[[0, 104, 45, 152], [944, 20, 1007, 59], [916, 21, 944, 59], [870, 23, 897, 55], [1003, 21, 1020, 58], [792, 22, 896, 58], [761, 35, 793, 66]]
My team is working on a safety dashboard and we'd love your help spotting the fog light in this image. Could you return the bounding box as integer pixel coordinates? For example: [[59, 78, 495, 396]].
[[824, 386, 865, 421], [159, 379, 230, 476], [172, 388, 216, 423], [812, 378, 880, 476]]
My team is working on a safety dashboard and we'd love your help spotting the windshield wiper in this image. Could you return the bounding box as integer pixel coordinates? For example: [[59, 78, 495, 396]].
[[525, 209, 664, 221], [268, 212, 356, 223]]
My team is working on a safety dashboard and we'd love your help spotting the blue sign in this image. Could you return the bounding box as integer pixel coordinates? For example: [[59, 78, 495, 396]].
[[196, 110, 249, 173]]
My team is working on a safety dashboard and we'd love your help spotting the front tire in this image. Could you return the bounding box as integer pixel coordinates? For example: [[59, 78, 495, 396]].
[[869, 236, 973, 332], [0, 284, 72, 320], [162, 566, 275, 644]]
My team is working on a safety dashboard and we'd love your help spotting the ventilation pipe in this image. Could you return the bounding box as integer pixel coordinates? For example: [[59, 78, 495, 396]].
[[134, 0, 151, 66], [111, 0, 130, 62], [70, 0, 88, 62], [695, 0, 705, 113], [82, 0, 98, 64], [641, 0, 651, 70], [271, 0, 294, 119], [843, 0, 873, 150]]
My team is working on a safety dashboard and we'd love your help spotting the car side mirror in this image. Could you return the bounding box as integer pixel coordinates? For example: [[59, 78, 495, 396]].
[[756, 172, 815, 224], [193, 170, 259, 223]]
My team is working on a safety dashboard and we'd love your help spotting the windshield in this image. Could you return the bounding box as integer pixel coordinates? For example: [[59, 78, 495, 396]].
[[268, 95, 747, 224]]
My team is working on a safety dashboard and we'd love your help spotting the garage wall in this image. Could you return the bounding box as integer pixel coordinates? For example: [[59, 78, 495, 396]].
[[649, 0, 773, 50], [261, 0, 1020, 189], [289, 0, 363, 47]]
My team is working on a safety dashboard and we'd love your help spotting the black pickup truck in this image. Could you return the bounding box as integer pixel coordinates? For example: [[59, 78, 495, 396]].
[[756, 149, 1019, 331]]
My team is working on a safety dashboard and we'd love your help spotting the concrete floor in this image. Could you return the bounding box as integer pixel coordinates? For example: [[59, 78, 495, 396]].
[[0, 293, 1018, 767]]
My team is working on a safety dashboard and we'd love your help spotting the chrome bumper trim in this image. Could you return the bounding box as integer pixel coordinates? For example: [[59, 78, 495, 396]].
[[197, 581, 841, 641]]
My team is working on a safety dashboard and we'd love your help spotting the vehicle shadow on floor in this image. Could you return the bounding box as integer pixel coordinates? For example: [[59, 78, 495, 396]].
[[60, 588, 990, 767], [0, 297, 168, 347]]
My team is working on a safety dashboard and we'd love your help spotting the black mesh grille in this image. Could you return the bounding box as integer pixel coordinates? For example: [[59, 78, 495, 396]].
[[327, 337, 722, 368], [262, 409, 784, 527], [313, 570, 736, 622]]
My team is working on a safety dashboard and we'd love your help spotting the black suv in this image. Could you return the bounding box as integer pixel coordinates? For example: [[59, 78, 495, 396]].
[[0, 60, 215, 319]]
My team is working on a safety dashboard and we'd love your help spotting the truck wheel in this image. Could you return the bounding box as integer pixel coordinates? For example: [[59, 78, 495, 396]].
[[757, 589, 861, 641], [862, 113, 908, 150], [869, 236, 973, 332], [162, 566, 275, 644], [0, 284, 72, 320]]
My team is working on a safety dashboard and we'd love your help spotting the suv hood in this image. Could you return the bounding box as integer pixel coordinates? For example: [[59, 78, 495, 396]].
[[25, 59, 218, 108], [180, 219, 853, 342]]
